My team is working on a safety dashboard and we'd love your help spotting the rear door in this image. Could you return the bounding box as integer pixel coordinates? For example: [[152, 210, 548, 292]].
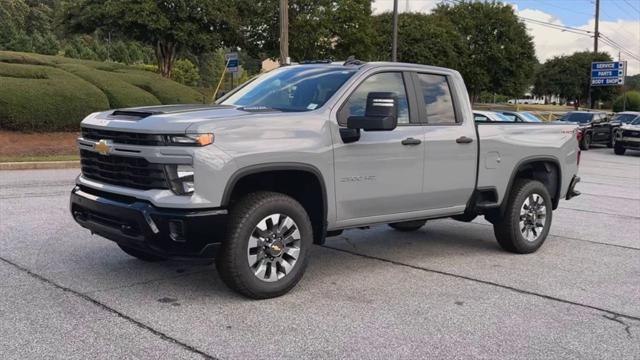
[[412, 72, 477, 210], [333, 71, 427, 221]]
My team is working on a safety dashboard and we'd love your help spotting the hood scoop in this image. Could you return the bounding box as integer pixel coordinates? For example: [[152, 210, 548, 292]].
[[111, 110, 159, 119]]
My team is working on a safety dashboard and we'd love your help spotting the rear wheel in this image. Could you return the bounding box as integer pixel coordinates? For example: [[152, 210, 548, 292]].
[[117, 244, 166, 262], [216, 192, 312, 299], [388, 220, 427, 232], [493, 179, 552, 254], [614, 143, 626, 155]]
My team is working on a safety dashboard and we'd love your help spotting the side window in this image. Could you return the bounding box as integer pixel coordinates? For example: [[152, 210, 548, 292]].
[[474, 114, 489, 122], [339, 72, 410, 126], [502, 113, 517, 122], [416, 73, 457, 124]]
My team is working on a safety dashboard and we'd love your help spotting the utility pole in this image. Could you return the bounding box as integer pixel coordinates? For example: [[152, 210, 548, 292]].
[[588, 0, 600, 109], [392, 0, 399, 62], [594, 0, 600, 53], [279, 0, 289, 65]]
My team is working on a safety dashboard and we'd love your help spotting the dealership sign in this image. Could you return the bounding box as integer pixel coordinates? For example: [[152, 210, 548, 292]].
[[591, 61, 626, 86]]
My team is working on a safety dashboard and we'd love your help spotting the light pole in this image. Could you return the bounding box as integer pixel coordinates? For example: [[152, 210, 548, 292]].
[[392, 0, 399, 62]]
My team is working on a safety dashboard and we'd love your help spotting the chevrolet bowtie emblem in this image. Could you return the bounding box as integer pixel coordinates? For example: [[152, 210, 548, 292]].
[[95, 139, 112, 156]]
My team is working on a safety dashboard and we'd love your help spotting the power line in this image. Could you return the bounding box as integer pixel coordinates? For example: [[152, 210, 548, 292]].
[[599, 33, 640, 61], [622, 0, 640, 13]]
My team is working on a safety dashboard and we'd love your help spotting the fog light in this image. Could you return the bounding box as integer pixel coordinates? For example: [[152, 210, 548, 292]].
[[169, 220, 186, 242]]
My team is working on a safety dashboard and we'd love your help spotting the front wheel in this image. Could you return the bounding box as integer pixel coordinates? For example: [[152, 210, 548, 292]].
[[216, 192, 312, 299], [388, 220, 427, 232], [580, 133, 591, 150], [493, 179, 552, 254]]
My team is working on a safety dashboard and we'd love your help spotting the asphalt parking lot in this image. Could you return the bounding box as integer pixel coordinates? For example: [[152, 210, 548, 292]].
[[1, 148, 638, 359]]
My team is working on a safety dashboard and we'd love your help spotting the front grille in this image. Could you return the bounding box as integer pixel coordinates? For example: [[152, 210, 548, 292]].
[[622, 130, 640, 137], [82, 127, 166, 146], [80, 149, 169, 190]]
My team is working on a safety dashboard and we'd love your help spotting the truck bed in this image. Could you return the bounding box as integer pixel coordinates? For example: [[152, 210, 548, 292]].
[[475, 123, 580, 204]]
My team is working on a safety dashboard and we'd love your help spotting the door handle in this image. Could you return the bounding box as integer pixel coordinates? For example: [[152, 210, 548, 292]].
[[456, 136, 473, 144], [401, 137, 422, 146]]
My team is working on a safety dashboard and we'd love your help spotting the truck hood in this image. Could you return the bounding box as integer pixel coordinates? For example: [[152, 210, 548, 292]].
[[81, 104, 274, 134]]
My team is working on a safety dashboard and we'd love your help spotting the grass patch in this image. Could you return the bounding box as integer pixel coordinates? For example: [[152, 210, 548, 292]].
[[0, 51, 206, 132]]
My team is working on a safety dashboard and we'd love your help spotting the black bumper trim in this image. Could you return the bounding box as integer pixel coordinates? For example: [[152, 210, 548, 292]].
[[566, 175, 581, 200], [70, 186, 228, 260]]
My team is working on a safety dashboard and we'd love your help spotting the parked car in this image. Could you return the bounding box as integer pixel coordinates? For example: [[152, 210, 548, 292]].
[[557, 111, 612, 150], [611, 111, 640, 127], [501, 111, 543, 122], [70, 61, 581, 298], [613, 115, 640, 155], [473, 110, 514, 122]]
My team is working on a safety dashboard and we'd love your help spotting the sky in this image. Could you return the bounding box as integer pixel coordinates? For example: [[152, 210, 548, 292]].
[[372, 0, 640, 75]]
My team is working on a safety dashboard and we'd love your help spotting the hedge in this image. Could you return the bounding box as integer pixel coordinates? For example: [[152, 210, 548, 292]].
[[0, 62, 109, 131], [0, 51, 206, 132]]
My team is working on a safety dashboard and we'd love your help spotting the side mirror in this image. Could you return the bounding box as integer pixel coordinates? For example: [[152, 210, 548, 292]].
[[347, 92, 398, 131]]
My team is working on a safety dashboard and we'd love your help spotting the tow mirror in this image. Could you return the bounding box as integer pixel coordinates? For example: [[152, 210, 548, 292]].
[[347, 92, 398, 131]]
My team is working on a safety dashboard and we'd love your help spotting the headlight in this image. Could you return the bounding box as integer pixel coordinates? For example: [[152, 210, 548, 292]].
[[166, 165, 194, 195], [166, 133, 214, 146]]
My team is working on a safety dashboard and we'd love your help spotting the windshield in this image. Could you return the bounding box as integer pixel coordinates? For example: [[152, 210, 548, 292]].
[[520, 112, 542, 122], [493, 112, 514, 122], [631, 116, 640, 125], [612, 113, 639, 124], [220, 66, 356, 112], [559, 112, 593, 124]]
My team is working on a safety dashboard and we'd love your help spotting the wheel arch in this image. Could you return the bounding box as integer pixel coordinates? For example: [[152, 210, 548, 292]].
[[221, 163, 328, 244], [500, 156, 562, 213]]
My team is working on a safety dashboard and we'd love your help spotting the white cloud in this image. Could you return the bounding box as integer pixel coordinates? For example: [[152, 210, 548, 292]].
[[371, 0, 640, 75], [517, 8, 640, 75]]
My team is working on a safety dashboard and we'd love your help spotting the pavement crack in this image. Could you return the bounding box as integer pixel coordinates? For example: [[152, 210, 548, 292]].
[[0, 256, 218, 360], [602, 314, 634, 339], [339, 236, 358, 250], [320, 245, 640, 322], [84, 269, 210, 295]]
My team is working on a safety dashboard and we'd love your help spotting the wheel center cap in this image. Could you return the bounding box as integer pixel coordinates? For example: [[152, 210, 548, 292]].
[[267, 240, 285, 257]]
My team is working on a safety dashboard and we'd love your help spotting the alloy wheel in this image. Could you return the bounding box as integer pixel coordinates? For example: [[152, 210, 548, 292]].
[[247, 214, 301, 282]]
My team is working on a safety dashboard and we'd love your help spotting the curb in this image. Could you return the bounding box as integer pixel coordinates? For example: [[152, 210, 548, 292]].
[[0, 161, 80, 171]]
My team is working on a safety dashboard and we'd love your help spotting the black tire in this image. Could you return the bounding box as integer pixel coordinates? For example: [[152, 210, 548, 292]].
[[614, 144, 626, 155], [117, 244, 167, 262], [388, 220, 427, 232], [580, 133, 591, 150], [216, 192, 313, 299], [493, 179, 552, 254]]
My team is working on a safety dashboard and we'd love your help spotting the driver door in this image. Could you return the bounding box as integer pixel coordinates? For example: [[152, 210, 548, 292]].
[[333, 72, 427, 223]]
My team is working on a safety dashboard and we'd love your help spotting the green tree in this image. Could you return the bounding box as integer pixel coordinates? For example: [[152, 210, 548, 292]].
[[63, 0, 239, 78], [239, 0, 375, 61], [371, 12, 466, 69], [0, 0, 29, 49], [197, 49, 226, 88], [612, 91, 640, 112], [431, 2, 537, 101], [625, 74, 640, 92], [533, 51, 616, 107]]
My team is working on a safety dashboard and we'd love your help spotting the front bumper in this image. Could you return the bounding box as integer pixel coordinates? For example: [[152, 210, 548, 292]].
[[70, 186, 228, 260], [618, 138, 640, 149], [566, 175, 581, 200]]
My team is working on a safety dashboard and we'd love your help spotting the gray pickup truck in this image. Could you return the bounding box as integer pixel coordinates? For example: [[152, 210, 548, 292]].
[[70, 61, 581, 298]]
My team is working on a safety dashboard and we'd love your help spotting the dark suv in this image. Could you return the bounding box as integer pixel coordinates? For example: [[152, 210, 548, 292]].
[[557, 111, 611, 150]]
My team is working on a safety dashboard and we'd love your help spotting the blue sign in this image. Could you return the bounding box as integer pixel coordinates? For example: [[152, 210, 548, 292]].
[[591, 61, 626, 86], [225, 52, 239, 73], [592, 61, 624, 70]]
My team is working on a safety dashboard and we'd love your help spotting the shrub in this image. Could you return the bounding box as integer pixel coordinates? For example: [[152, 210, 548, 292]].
[[0, 62, 109, 131], [171, 59, 200, 86], [59, 63, 161, 108], [612, 91, 640, 112], [0, 51, 205, 132]]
